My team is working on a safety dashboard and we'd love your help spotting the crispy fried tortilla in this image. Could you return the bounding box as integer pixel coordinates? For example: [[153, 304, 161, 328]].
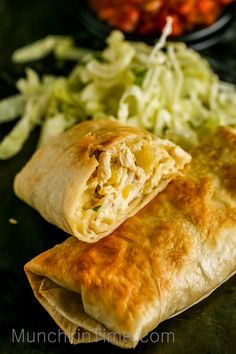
[[14, 119, 190, 242], [25, 127, 236, 348]]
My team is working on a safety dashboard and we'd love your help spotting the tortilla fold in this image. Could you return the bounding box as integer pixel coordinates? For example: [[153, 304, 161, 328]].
[[14, 119, 190, 242], [24, 127, 236, 348]]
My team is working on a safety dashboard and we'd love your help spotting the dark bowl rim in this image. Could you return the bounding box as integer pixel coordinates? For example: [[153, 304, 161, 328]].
[[79, 1, 236, 45]]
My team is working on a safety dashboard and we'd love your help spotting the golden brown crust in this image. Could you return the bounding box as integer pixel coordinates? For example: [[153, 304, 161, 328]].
[[24, 127, 236, 347]]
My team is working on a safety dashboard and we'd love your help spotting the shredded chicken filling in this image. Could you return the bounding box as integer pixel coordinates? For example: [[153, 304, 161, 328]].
[[76, 137, 180, 237]]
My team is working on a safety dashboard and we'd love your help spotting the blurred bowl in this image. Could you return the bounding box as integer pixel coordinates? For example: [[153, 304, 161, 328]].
[[79, 1, 236, 51]]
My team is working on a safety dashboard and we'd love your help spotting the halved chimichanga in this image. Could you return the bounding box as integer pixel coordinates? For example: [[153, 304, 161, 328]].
[[14, 119, 190, 242], [24, 127, 236, 348]]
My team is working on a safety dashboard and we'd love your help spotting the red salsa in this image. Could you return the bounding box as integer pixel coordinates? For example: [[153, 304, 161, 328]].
[[89, 0, 234, 36]]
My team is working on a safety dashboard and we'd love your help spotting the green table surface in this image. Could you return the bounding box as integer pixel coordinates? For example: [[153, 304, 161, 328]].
[[0, 1, 235, 353]]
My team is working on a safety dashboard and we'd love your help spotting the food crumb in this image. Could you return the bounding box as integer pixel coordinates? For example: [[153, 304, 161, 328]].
[[9, 218, 18, 225]]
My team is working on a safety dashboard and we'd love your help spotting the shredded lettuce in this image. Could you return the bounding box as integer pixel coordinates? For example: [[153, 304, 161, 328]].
[[0, 97, 47, 159], [37, 113, 76, 147], [12, 35, 96, 63], [1, 19, 236, 159], [0, 94, 25, 123]]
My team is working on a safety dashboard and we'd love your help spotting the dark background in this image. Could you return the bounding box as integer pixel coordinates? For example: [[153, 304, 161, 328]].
[[0, 1, 235, 353]]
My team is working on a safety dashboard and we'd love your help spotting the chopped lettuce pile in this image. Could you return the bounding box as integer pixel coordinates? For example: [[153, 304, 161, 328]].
[[1, 20, 236, 159]]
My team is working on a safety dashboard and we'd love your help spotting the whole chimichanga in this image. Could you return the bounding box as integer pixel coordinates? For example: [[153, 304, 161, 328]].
[[14, 119, 190, 242], [24, 127, 236, 348]]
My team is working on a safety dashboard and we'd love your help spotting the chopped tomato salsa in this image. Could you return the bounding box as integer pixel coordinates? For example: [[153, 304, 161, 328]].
[[89, 0, 234, 36]]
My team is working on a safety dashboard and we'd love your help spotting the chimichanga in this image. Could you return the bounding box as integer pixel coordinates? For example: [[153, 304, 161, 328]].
[[14, 119, 190, 242], [24, 127, 236, 348]]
